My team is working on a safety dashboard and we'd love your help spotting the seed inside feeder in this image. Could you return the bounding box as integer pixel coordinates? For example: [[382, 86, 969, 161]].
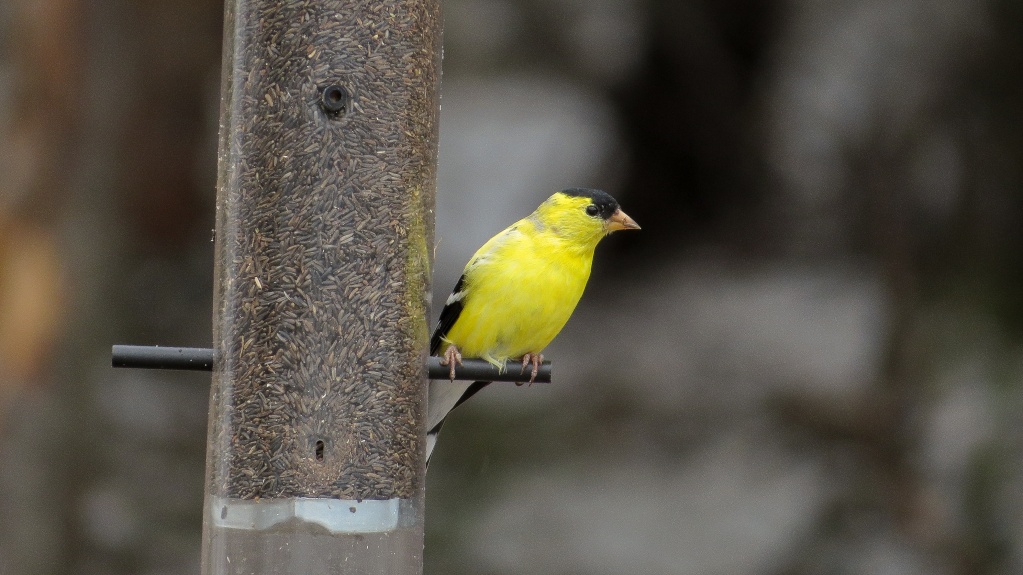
[[209, 0, 440, 502]]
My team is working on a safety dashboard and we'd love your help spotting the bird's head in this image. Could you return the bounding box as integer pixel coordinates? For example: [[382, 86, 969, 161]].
[[533, 188, 640, 246]]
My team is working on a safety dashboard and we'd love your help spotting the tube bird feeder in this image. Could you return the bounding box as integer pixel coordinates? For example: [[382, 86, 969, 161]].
[[202, 0, 441, 573]]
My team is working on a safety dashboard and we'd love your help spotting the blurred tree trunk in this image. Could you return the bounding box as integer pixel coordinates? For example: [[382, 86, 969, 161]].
[[1, 0, 221, 573], [609, 0, 778, 261], [0, 0, 84, 572]]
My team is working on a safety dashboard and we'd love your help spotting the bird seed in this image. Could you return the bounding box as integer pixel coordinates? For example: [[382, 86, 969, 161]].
[[209, 0, 440, 502]]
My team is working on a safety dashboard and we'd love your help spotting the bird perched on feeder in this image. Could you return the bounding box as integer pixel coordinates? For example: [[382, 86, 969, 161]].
[[426, 188, 640, 463]]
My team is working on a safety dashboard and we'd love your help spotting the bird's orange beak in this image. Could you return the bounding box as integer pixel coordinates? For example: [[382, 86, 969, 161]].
[[605, 208, 641, 232]]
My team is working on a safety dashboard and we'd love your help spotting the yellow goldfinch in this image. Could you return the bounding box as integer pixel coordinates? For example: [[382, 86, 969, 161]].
[[427, 188, 640, 462]]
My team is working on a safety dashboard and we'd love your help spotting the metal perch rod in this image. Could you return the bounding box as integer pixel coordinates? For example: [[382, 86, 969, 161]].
[[111, 344, 552, 383]]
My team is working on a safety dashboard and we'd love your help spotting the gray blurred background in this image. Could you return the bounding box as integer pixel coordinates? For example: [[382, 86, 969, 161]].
[[2, 0, 1022, 573]]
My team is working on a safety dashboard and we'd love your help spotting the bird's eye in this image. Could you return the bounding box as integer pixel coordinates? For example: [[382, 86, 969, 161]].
[[585, 205, 599, 217]]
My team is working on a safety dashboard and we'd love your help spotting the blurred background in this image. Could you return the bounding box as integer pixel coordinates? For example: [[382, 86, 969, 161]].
[[2, 0, 1023, 573]]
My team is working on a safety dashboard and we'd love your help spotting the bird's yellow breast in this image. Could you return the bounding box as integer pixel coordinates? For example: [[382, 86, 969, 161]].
[[441, 218, 596, 366]]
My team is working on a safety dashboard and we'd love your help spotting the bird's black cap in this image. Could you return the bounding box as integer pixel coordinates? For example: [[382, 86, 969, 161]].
[[561, 188, 619, 220]]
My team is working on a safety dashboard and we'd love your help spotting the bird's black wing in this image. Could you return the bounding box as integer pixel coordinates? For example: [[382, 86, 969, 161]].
[[430, 273, 466, 355], [426, 272, 493, 466], [428, 273, 494, 405]]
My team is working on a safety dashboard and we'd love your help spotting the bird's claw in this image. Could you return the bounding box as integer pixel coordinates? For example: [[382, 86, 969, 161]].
[[439, 345, 463, 381], [519, 352, 543, 386]]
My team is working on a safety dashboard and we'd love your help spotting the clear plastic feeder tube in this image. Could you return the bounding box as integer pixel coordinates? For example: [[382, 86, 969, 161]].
[[202, 0, 440, 573]]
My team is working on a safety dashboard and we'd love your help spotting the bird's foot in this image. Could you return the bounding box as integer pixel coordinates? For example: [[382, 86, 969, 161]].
[[519, 352, 544, 386], [439, 345, 463, 381]]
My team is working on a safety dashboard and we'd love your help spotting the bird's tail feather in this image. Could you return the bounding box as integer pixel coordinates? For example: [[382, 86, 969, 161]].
[[425, 380, 492, 466]]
